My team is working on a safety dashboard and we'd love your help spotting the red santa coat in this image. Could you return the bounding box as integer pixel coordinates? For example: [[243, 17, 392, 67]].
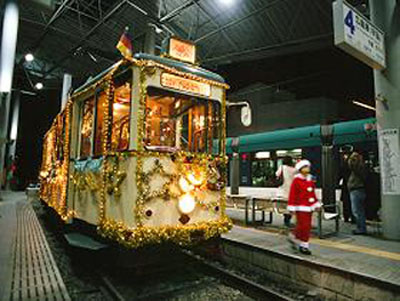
[[288, 174, 321, 212]]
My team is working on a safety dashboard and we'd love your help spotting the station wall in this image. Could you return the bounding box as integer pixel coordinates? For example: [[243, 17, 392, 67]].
[[227, 83, 339, 137]]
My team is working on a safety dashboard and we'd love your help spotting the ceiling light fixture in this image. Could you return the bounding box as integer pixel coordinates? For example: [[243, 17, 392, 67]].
[[220, 0, 234, 5], [25, 53, 34, 62], [35, 82, 43, 90]]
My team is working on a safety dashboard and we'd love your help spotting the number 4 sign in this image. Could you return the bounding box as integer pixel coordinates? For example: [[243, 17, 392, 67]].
[[344, 10, 355, 35], [333, 0, 386, 70]]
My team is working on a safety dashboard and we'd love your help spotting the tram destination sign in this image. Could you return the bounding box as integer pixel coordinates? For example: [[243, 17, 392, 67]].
[[333, 0, 385, 69], [161, 73, 211, 97]]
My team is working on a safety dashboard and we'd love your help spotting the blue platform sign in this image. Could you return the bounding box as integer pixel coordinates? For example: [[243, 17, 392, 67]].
[[333, 0, 386, 70]]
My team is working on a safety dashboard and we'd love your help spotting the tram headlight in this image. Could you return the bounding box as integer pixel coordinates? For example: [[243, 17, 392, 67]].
[[187, 173, 203, 186], [179, 177, 193, 193], [178, 194, 196, 214]]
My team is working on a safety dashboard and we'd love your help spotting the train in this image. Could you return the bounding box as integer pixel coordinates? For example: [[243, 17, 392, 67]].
[[39, 37, 232, 249], [226, 117, 378, 188], [225, 118, 381, 219]]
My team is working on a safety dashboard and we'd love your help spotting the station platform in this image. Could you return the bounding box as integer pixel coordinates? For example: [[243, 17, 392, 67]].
[[223, 210, 400, 300], [0, 191, 70, 301]]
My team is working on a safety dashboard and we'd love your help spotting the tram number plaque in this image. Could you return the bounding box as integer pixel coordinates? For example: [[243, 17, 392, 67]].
[[161, 73, 211, 97]]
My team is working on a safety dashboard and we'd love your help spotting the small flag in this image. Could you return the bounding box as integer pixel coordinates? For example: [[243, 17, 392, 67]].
[[116, 27, 133, 58]]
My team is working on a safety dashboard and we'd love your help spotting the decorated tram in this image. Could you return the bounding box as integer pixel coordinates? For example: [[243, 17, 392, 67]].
[[39, 37, 232, 248]]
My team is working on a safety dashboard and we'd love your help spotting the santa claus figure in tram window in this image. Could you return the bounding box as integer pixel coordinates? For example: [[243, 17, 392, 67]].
[[287, 160, 321, 255]]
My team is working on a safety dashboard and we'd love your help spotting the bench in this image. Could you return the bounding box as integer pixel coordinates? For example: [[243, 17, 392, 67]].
[[226, 194, 251, 224], [250, 197, 274, 225]]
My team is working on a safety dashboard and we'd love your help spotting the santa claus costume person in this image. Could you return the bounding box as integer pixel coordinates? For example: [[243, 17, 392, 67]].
[[288, 160, 321, 255]]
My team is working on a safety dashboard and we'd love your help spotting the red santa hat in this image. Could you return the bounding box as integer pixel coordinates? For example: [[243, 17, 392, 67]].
[[295, 159, 311, 171]]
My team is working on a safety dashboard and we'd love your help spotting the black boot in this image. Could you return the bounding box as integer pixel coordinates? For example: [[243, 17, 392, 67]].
[[299, 246, 312, 255]]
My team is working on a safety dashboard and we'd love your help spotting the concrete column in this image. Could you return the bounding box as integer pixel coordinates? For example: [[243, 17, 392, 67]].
[[0, 92, 11, 190], [61, 73, 72, 110], [230, 153, 240, 195], [321, 124, 335, 212], [8, 90, 20, 158], [370, 0, 400, 240]]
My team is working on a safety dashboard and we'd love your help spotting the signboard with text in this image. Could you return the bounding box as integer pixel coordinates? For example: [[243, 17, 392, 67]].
[[161, 73, 211, 97], [168, 37, 196, 64], [378, 129, 400, 195], [333, 0, 385, 69]]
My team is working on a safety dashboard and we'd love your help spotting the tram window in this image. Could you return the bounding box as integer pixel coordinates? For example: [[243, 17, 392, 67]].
[[79, 96, 95, 158], [56, 114, 66, 161], [93, 90, 108, 156], [111, 69, 132, 151], [144, 88, 221, 154]]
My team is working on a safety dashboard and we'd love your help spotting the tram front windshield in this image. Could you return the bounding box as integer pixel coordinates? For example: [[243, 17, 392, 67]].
[[145, 87, 221, 154]]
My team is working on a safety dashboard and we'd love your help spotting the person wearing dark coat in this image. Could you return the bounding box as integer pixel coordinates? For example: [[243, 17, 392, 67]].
[[339, 152, 353, 223], [347, 152, 368, 235]]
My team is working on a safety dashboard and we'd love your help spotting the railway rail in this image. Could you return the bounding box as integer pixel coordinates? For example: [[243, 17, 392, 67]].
[[85, 249, 297, 301]]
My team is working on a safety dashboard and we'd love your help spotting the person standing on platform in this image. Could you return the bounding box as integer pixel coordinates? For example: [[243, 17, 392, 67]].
[[275, 156, 296, 227], [339, 147, 354, 223], [287, 160, 321, 255], [347, 152, 368, 235]]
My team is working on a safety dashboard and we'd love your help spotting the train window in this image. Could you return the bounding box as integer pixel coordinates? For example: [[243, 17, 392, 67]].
[[79, 96, 95, 158], [93, 89, 108, 156], [144, 87, 221, 154], [111, 69, 132, 151]]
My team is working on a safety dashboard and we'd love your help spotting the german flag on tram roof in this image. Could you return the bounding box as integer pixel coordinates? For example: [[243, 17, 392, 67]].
[[116, 27, 133, 58]]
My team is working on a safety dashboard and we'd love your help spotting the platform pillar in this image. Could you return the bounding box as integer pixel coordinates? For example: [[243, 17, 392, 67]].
[[230, 153, 240, 195], [371, 0, 400, 240]]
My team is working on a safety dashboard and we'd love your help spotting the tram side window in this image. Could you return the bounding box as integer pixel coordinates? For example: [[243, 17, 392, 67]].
[[93, 90, 108, 156], [144, 87, 221, 154], [111, 69, 132, 151], [79, 96, 95, 158]]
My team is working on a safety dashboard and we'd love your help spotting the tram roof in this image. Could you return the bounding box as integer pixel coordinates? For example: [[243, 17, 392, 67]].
[[74, 53, 225, 94]]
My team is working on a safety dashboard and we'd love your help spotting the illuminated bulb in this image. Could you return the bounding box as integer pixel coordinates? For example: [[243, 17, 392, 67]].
[[25, 53, 34, 62], [113, 103, 124, 110], [35, 82, 43, 90], [179, 177, 193, 193], [220, 0, 234, 5], [199, 116, 205, 127], [187, 173, 203, 186], [178, 194, 196, 214]]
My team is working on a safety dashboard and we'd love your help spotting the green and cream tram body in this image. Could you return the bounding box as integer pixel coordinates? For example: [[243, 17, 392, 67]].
[[40, 39, 231, 248]]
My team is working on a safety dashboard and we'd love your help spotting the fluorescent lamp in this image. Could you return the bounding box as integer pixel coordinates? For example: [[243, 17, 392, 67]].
[[255, 151, 270, 159], [276, 150, 287, 156], [353, 100, 376, 111]]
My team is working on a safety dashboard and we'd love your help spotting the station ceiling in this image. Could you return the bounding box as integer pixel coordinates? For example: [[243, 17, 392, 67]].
[[13, 0, 370, 88]]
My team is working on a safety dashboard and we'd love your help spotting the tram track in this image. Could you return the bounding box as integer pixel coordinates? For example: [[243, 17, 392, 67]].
[[90, 249, 296, 301], [32, 199, 312, 300]]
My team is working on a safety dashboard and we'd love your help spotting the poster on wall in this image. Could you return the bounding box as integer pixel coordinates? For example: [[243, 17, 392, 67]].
[[378, 128, 400, 195]]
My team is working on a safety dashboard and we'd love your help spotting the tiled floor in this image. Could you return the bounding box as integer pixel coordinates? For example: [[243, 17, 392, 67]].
[[0, 191, 70, 301]]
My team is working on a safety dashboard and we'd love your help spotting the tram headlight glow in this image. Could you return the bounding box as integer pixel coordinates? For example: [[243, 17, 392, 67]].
[[187, 173, 203, 186], [178, 194, 196, 214], [179, 177, 193, 193]]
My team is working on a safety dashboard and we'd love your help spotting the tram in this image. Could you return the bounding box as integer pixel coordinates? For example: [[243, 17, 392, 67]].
[[39, 37, 232, 248]]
